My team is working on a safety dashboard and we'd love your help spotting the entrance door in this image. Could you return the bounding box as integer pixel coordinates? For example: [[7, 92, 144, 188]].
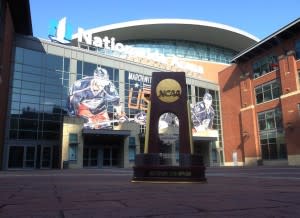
[[103, 147, 111, 167], [41, 146, 52, 168], [8, 146, 36, 169], [103, 146, 119, 167], [90, 148, 98, 167], [8, 146, 24, 168], [83, 147, 99, 167], [194, 141, 210, 166], [24, 146, 36, 168]]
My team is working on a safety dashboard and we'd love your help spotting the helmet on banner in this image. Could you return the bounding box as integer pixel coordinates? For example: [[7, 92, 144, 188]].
[[203, 92, 212, 101], [94, 66, 109, 80]]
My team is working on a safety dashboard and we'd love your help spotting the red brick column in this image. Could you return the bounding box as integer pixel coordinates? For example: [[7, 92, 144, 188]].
[[240, 77, 260, 165], [279, 50, 300, 165]]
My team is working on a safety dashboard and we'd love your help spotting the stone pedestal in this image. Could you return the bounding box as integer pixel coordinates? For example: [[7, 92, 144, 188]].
[[132, 153, 206, 183]]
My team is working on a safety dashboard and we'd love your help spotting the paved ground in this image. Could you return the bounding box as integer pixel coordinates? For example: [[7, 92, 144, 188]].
[[0, 166, 300, 217]]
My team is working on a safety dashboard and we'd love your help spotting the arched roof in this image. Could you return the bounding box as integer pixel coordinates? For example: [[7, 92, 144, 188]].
[[72, 19, 259, 52]]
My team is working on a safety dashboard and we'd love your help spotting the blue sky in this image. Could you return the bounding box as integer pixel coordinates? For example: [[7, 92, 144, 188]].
[[30, 0, 299, 40]]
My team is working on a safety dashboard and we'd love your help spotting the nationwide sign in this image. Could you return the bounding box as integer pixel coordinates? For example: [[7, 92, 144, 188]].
[[77, 28, 128, 52], [49, 18, 204, 74], [77, 27, 204, 75]]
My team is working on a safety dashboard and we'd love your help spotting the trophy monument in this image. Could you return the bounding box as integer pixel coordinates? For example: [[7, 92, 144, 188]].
[[132, 72, 206, 183]]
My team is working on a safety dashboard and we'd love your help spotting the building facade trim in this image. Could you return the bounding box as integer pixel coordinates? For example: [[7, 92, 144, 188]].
[[72, 19, 258, 52], [280, 90, 300, 99], [240, 105, 255, 112]]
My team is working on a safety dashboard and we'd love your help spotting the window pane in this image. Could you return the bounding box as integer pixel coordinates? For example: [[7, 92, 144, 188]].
[[69, 144, 78, 161], [272, 87, 280, 98], [46, 54, 63, 70], [22, 81, 40, 91], [41, 131, 59, 140], [69, 133, 78, 143], [263, 90, 272, 101], [23, 49, 43, 67], [256, 80, 281, 104], [9, 130, 18, 139], [19, 119, 38, 130], [256, 92, 263, 104], [25, 147, 35, 168], [266, 118, 275, 129], [15, 47, 23, 63], [129, 146, 136, 161], [19, 130, 37, 139], [259, 119, 266, 130]]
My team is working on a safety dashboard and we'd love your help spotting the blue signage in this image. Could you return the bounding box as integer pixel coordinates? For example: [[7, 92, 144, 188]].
[[48, 17, 72, 44]]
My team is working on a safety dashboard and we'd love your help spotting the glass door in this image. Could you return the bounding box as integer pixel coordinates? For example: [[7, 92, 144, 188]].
[[41, 146, 52, 168], [24, 146, 36, 168], [83, 148, 89, 167], [83, 147, 99, 167], [103, 147, 111, 167], [8, 146, 24, 168], [103, 146, 120, 167], [8, 146, 36, 168], [111, 147, 119, 166], [90, 148, 98, 167]]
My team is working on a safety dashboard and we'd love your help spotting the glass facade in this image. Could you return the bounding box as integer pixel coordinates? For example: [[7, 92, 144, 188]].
[[257, 108, 287, 160], [121, 40, 237, 64], [253, 55, 278, 78], [9, 48, 70, 140]]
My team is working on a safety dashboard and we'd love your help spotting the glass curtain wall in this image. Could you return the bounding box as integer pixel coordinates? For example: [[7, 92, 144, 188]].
[[7, 47, 71, 168], [122, 40, 236, 64]]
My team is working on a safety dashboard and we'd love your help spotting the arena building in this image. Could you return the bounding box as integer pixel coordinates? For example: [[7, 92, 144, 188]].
[[2, 0, 277, 170]]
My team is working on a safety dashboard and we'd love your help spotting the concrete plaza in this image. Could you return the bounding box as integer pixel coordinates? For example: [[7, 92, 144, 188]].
[[0, 166, 300, 217]]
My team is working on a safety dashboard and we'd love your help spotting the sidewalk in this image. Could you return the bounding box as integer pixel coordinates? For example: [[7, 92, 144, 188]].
[[0, 167, 299, 217]]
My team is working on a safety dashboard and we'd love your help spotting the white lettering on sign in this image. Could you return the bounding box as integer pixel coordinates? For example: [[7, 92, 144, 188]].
[[128, 72, 152, 84], [171, 57, 204, 74], [77, 28, 204, 75], [77, 28, 127, 52]]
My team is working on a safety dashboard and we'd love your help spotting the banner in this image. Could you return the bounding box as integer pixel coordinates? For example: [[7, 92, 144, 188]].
[[68, 68, 218, 137], [68, 66, 124, 129]]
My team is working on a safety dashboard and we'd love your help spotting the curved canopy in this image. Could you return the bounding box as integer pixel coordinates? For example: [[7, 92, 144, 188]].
[[72, 19, 259, 52]]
